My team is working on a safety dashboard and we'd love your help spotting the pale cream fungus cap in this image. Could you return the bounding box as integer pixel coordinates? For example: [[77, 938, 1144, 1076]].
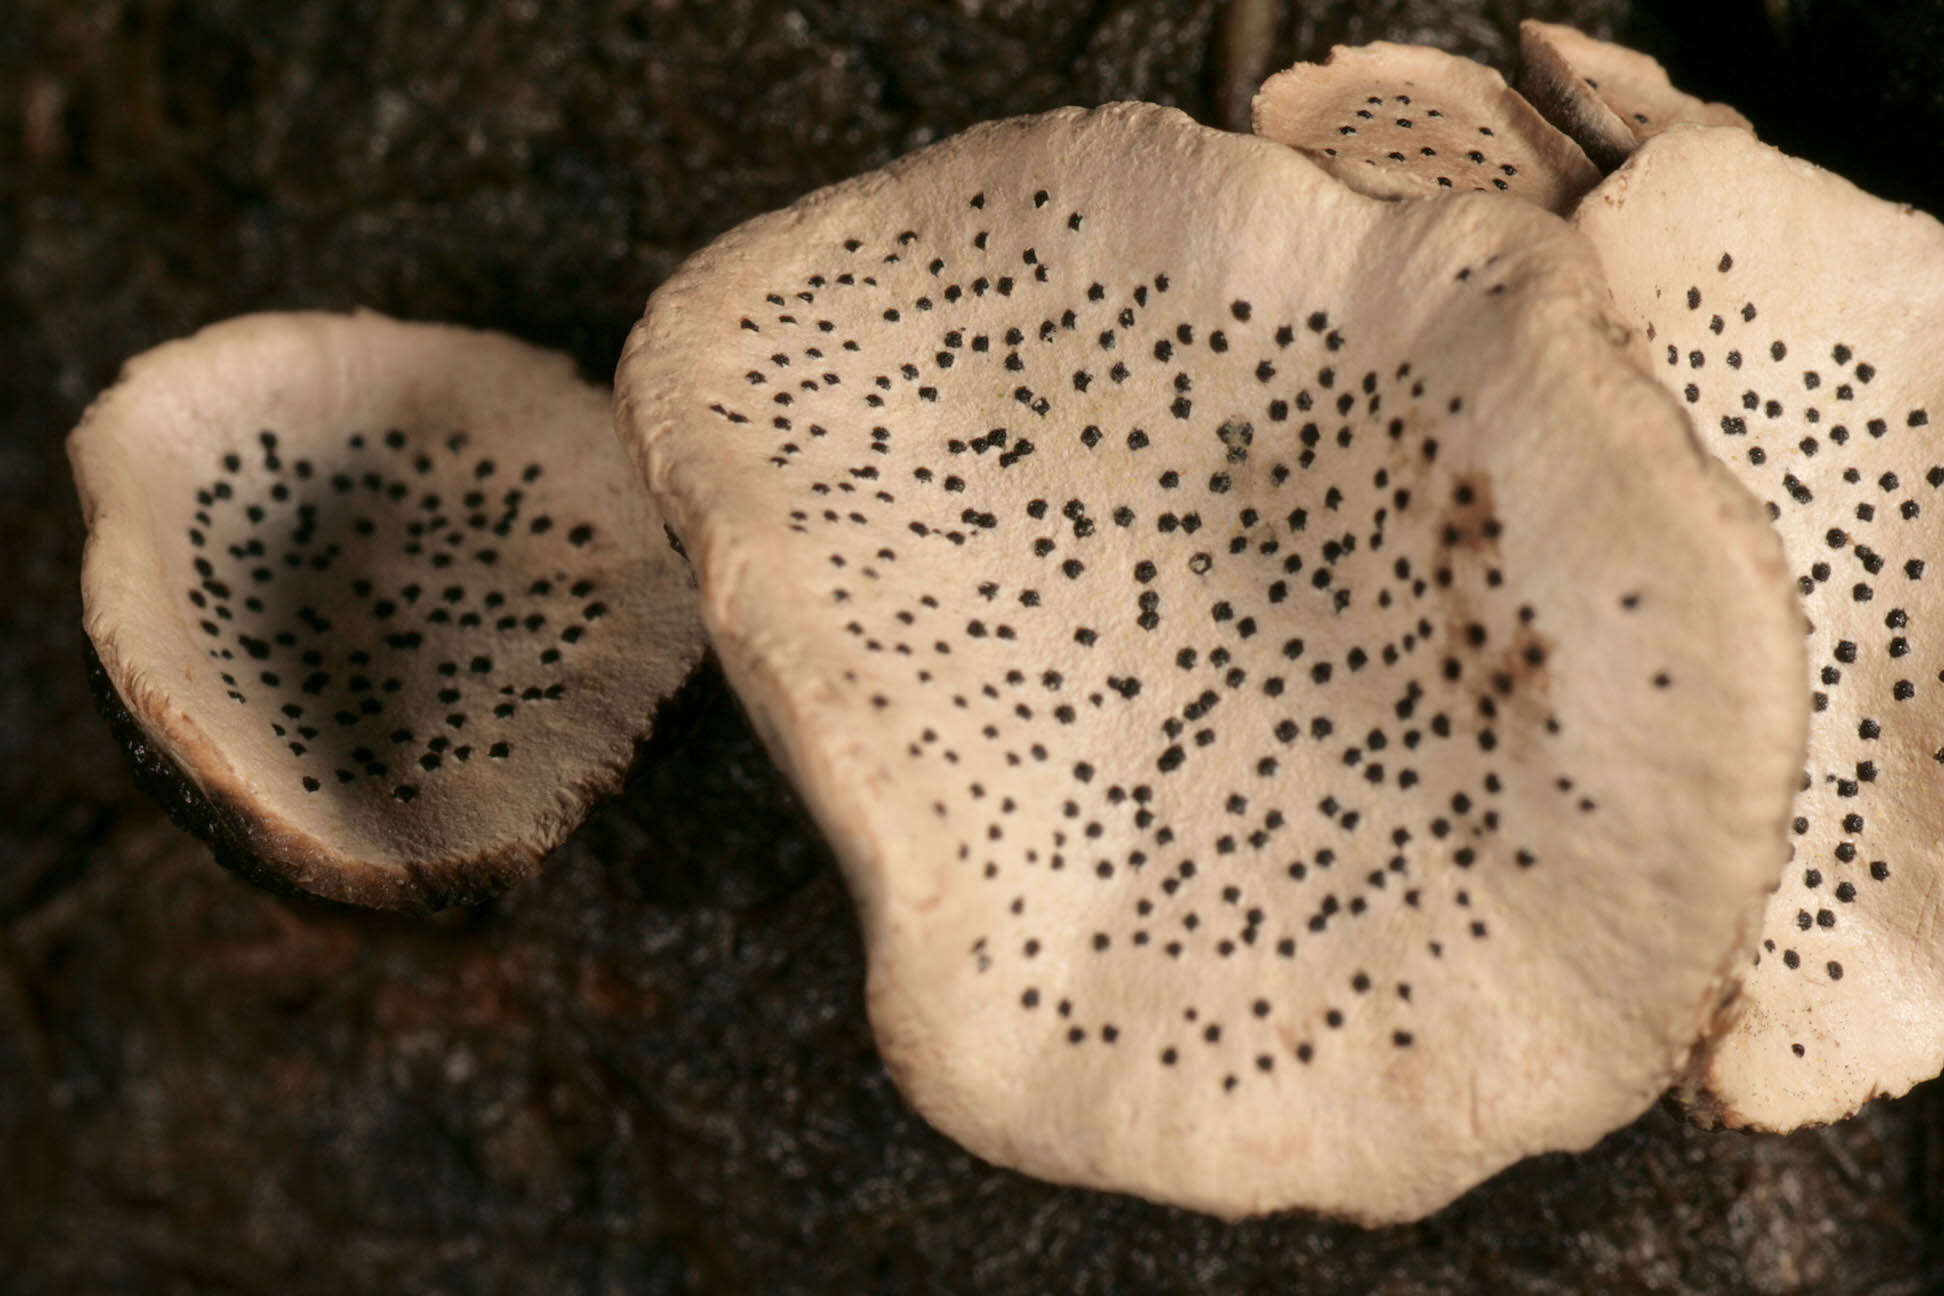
[[1519, 21, 1753, 171], [616, 103, 1806, 1222], [1253, 41, 1600, 214], [71, 310, 706, 911], [1576, 126, 1944, 1130]]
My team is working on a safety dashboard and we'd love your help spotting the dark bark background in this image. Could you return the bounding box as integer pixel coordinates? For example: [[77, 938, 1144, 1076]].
[[5, 1, 1944, 1291]]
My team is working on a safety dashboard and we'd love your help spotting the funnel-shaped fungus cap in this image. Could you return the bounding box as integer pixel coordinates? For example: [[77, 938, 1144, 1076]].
[[1252, 42, 1599, 214], [72, 311, 706, 910], [1576, 127, 1944, 1130], [617, 103, 1806, 1222], [1518, 21, 1752, 171]]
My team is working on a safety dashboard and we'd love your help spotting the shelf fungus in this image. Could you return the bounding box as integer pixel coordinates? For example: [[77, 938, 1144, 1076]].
[[1252, 41, 1600, 215], [72, 311, 706, 911], [615, 103, 1806, 1222], [1517, 21, 1752, 172], [1576, 127, 1944, 1130]]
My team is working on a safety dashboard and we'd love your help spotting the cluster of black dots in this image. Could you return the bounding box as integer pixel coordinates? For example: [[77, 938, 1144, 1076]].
[[183, 427, 609, 806], [704, 180, 1648, 1095], [1643, 250, 1936, 1060], [1315, 90, 1530, 196]]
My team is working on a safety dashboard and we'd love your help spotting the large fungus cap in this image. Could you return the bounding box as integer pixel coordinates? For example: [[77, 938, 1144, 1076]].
[[72, 311, 706, 910], [616, 103, 1805, 1222], [1252, 41, 1599, 215], [1575, 126, 1944, 1130], [1518, 21, 1752, 172]]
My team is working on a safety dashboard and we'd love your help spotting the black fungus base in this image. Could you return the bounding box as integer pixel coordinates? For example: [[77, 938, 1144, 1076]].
[[5, 1, 1944, 1291]]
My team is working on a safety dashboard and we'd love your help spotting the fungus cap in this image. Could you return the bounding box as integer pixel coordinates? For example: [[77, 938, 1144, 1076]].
[[1575, 126, 1944, 1129], [617, 103, 1805, 1222], [72, 310, 706, 910], [1518, 21, 1752, 171], [1252, 42, 1599, 215]]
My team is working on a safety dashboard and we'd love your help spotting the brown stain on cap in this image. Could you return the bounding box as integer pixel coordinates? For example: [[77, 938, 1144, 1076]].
[[1436, 469, 1555, 708], [1439, 470, 1500, 555]]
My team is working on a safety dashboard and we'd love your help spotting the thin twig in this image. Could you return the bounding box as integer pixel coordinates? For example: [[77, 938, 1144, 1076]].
[[1214, 0, 1282, 133]]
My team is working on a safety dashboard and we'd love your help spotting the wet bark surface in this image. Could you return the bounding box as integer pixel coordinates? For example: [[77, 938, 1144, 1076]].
[[3, 2, 1942, 1291]]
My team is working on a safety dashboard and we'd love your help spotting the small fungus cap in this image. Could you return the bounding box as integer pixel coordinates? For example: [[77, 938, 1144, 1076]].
[[1518, 21, 1752, 171], [72, 311, 706, 910], [617, 103, 1805, 1223], [1252, 42, 1600, 215], [1575, 126, 1944, 1130]]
